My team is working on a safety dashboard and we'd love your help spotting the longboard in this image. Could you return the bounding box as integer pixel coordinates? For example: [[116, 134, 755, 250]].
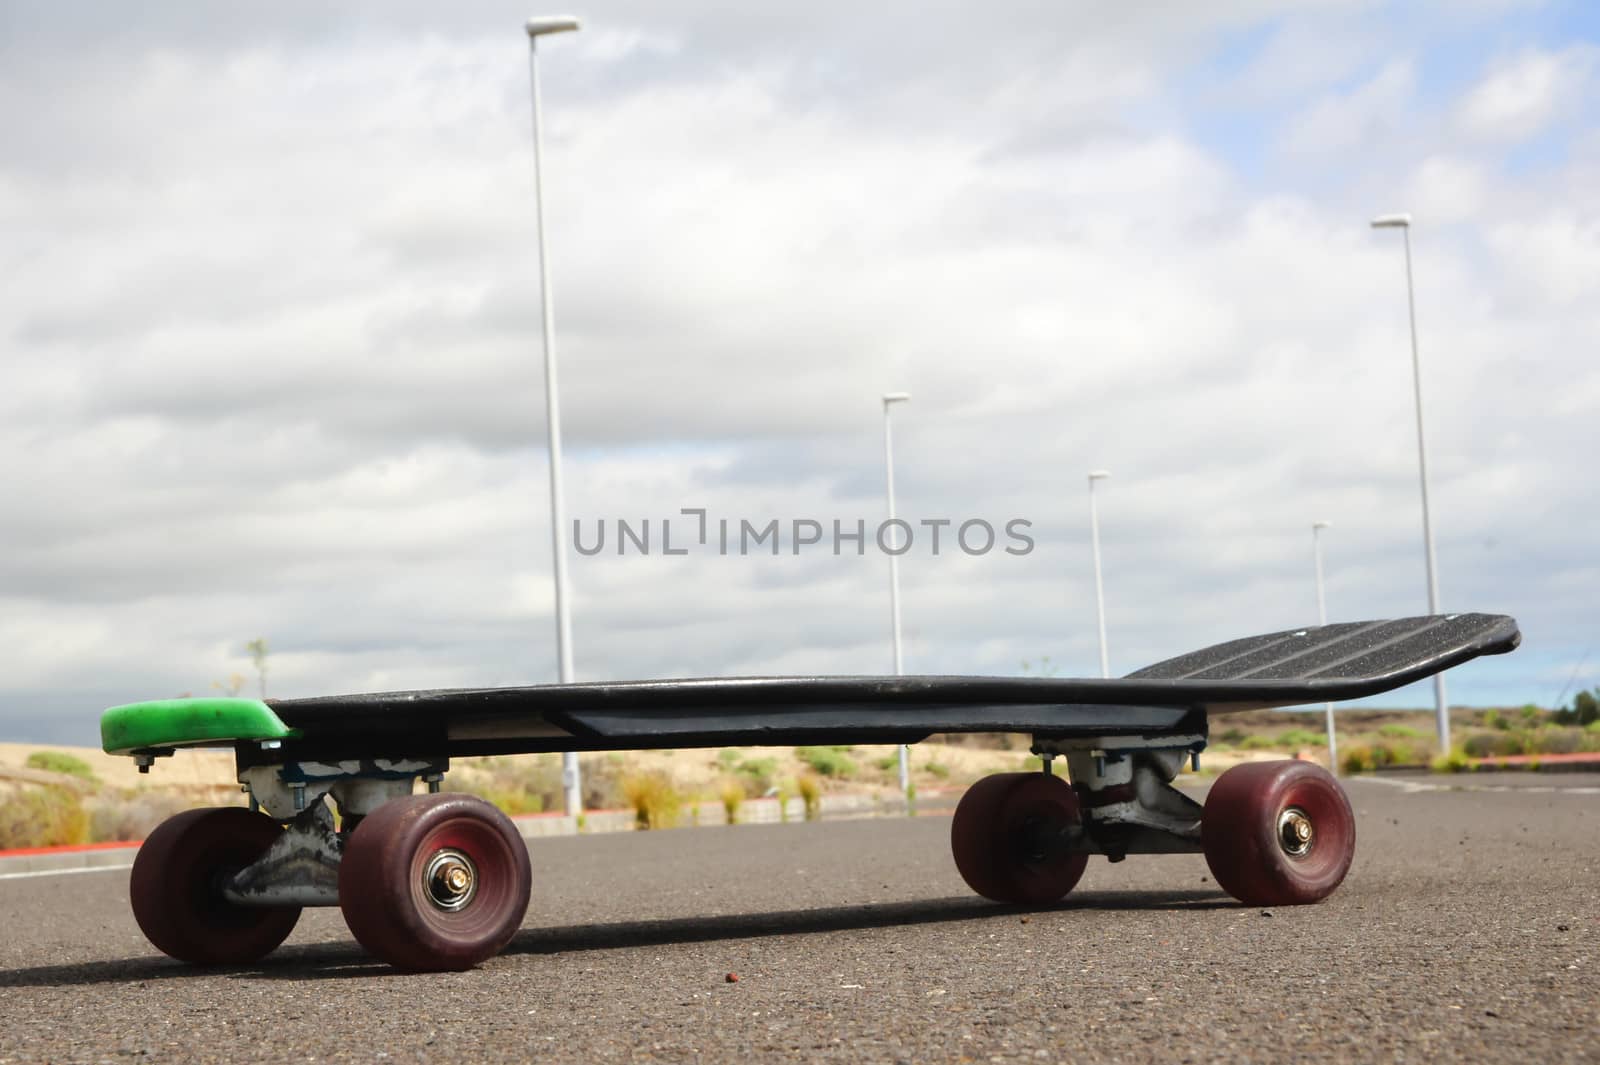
[[104, 612, 1519, 763], [100, 611, 1519, 972]]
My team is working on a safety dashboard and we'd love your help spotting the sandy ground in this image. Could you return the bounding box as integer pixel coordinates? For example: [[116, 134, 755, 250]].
[[0, 743, 236, 796]]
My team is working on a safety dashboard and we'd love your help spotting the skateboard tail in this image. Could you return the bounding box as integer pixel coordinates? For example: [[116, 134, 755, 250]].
[[101, 698, 296, 755]]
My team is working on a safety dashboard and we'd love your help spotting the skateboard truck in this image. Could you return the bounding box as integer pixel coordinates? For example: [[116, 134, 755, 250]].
[[223, 801, 344, 908], [224, 757, 451, 906], [1032, 717, 1207, 862]]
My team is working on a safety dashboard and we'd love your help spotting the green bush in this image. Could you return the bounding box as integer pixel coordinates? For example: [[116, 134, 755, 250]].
[[1370, 740, 1422, 766], [1430, 747, 1471, 774], [24, 751, 98, 784], [795, 745, 856, 778], [923, 761, 951, 780], [1378, 724, 1425, 740], [1463, 732, 1525, 758], [874, 755, 899, 772], [734, 756, 779, 795], [1277, 729, 1325, 749], [1556, 690, 1599, 726], [1527, 727, 1584, 756], [716, 748, 742, 770], [1483, 709, 1506, 731], [1215, 727, 1247, 746], [0, 787, 90, 848], [1021, 754, 1044, 771], [1240, 735, 1279, 751]]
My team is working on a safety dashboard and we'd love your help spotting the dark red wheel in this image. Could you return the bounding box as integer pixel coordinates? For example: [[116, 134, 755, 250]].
[[339, 793, 532, 971], [1202, 760, 1355, 906], [951, 772, 1088, 904], [129, 807, 301, 965]]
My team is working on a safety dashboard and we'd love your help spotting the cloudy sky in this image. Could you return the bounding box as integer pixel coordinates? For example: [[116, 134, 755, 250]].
[[2, 1, 1596, 744]]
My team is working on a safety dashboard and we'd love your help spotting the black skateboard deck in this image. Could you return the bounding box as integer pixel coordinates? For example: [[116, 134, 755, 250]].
[[234, 612, 1516, 761]]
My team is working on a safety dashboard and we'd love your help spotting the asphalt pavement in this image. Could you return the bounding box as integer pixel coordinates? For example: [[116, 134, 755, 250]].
[[0, 772, 1595, 1064]]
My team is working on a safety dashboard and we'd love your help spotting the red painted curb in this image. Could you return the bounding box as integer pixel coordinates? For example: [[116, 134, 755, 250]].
[[0, 840, 141, 859], [1469, 753, 1600, 769]]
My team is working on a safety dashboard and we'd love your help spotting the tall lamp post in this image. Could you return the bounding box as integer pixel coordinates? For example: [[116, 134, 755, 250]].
[[526, 15, 583, 816], [882, 392, 912, 795], [1312, 520, 1337, 772], [1371, 212, 1449, 753], [1088, 471, 1111, 678]]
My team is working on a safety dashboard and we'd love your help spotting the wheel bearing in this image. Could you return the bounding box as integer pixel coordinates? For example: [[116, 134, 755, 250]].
[[1277, 807, 1315, 857], [423, 849, 478, 911]]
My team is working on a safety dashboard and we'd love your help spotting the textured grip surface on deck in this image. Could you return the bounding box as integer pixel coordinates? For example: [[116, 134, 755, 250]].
[[1126, 613, 1516, 684]]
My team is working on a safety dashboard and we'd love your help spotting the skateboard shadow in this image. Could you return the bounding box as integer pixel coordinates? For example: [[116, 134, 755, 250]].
[[0, 888, 1229, 988], [504, 889, 1231, 959]]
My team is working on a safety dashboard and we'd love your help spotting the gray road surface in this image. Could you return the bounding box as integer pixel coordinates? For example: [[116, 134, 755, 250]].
[[1, 773, 1596, 1064]]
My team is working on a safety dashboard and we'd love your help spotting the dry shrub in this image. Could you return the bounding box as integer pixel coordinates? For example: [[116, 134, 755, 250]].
[[1340, 746, 1375, 774], [0, 786, 90, 849], [87, 791, 191, 842], [718, 779, 745, 824], [622, 771, 681, 830], [459, 755, 565, 816], [581, 757, 631, 811], [796, 772, 823, 821]]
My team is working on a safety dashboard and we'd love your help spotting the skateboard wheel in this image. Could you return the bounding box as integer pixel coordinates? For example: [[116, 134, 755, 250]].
[[339, 793, 532, 971], [129, 807, 301, 966], [951, 772, 1088, 904], [1201, 760, 1355, 906]]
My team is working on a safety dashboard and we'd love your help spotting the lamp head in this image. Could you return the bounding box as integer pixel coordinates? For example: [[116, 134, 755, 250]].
[[1370, 213, 1412, 229], [526, 16, 581, 37], [1313, 520, 1332, 531], [1088, 470, 1111, 482], [882, 392, 911, 406]]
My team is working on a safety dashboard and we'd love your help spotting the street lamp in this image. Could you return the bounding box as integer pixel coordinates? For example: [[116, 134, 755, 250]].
[[1087, 471, 1111, 678], [882, 392, 912, 795], [525, 15, 583, 817], [1370, 212, 1449, 753], [1312, 520, 1337, 773]]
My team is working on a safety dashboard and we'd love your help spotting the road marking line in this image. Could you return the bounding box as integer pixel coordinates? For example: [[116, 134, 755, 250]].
[[0, 864, 133, 882], [1349, 776, 1600, 796]]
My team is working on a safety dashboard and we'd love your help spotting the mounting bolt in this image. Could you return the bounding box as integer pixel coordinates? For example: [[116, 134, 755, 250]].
[[1042, 754, 1054, 777], [1191, 750, 1201, 772], [424, 772, 444, 795], [133, 753, 153, 775]]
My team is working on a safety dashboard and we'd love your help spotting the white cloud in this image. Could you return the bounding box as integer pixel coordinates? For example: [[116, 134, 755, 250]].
[[1455, 45, 1598, 143], [1280, 59, 1415, 157], [1484, 211, 1600, 306], [1406, 155, 1489, 224]]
